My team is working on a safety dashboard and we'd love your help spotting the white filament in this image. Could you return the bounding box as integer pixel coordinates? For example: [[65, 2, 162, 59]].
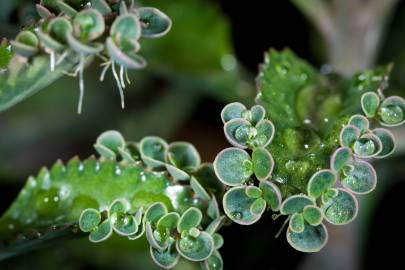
[[50, 51, 55, 71], [77, 56, 85, 114], [125, 68, 131, 85], [99, 62, 111, 82], [119, 65, 126, 89], [111, 62, 125, 109]]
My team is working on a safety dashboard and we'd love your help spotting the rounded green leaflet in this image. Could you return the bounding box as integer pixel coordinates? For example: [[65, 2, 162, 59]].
[[307, 170, 336, 198], [289, 213, 305, 233], [348, 114, 369, 133], [341, 160, 376, 195], [10, 31, 39, 58], [207, 196, 220, 220], [252, 147, 274, 181], [378, 96, 405, 127], [249, 105, 266, 126], [177, 207, 203, 233], [361, 91, 380, 118], [37, 27, 65, 52], [109, 198, 130, 215], [245, 186, 262, 199], [259, 180, 282, 211], [110, 14, 141, 51], [176, 231, 215, 262], [254, 119, 275, 147], [221, 102, 246, 123], [146, 221, 168, 250], [190, 177, 211, 201], [330, 147, 351, 172], [106, 37, 146, 69], [165, 164, 189, 181], [223, 186, 265, 225], [224, 118, 254, 148], [167, 142, 201, 170], [302, 205, 323, 226], [140, 136, 168, 168], [56, 0, 78, 17], [353, 133, 382, 158], [145, 202, 168, 224], [322, 188, 358, 225], [94, 130, 125, 158], [339, 125, 360, 147], [321, 188, 339, 204], [110, 212, 138, 236], [201, 250, 223, 270], [213, 148, 252, 186], [205, 216, 226, 235], [79, 208, 101, 232], [157, 212, 180, 231], [250, 198, 266, 216], [280, 195, 315, 215], [48, 17, 73, 45], [373, 128, 396, 158], [286, 223, 328, 252], [89, 219, 113, 243], [66, 32, 104, 54], [73, 9, 105, 42], [36, 4, 53, 19], [138, 7, 172, 38], [212, 233, 224, 249], [91, 0, 112, 15], [150, 243, 180, 269]]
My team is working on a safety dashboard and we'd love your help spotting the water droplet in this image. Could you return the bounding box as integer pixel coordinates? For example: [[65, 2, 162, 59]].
[[303, 119, 311, 124], [231, 212, 243, 220], [354, 138, 375, 156], [43, 197, 49, 203], [95, 162, 101, 171], [53, 196, 59, 202], [323, 118, 329, 123], [221, 54, 237, 71], [179, 236, 197, 252], [250, 134, 268, 147], [235, 125, 257, 143], [379, 105, 403, 125], [304, 144, 309, 149], [115, 166, 122, 175], [78, 163, 84, 172]]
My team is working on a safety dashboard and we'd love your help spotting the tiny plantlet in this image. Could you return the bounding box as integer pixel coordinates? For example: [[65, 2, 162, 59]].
[[1, 1, 405, 270]]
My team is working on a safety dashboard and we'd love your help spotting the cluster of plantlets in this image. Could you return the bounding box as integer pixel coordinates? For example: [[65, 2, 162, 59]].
[[1, 47, 405, 268], [9, 0, 171, 113]]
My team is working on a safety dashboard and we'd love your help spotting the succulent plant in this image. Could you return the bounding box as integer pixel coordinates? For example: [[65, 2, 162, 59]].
[[1, 49, 405, 269]]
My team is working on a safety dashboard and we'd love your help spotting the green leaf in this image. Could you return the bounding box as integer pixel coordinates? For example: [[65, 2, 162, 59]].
[[330, 147, 351, 172], [259, 180, 282, 211], [0, 42, 13, 69], [165, 164, 190, 181], [73, 9, 105, 42], [302, 205, 323, 226], [94, 130, 126, 158], [167, 142, 201, 170], [250, 198, 266, 216], [110, 13, 141, 50], [176, 231, 214, 262], [212, 233, 224, 249], [254, 119, 275, 148], [221, 102, 246, 123], [146, 221, 167, 250], [157, 212, 180, 231], [353, 133, 382, 158], [348, 114, 369, 133], [145, 202, 168, 224], [372, 128, 395, 158], [0, 53, 78, 112], [150, 242, 180, 269], [361, 92, 380, 118], [339, 125, 360, 147], [190, 177, 211, 201], [10, 31, 39, 58], [224, 118, 253, 148], [252, 147, 274, 180], [138, 7, 172, 38], [91, 0, 112, 16], [286, 223, 328, 252], [213, 148, 252, 186], [249, 105, 266, 126], [140, 136, 168, 168], [206, 196, 220, 220], [79, 208, 101, 232], [307, 169, 336, 198], [205, 216, 225, 235], [289, 213, 305, 233], [377, 96, 405, 127], [245, 186, 262, 199], [110, 212, 138, 236], [177, 207, 202, 233], [321, 188, 358, 225], [223, 186, 265, 225], [56, 0, 78, 17], [89, 219, 113, 243], [201, 250, 223, 270], [341, 160, 377, 195], [280, 195, 314, 215]]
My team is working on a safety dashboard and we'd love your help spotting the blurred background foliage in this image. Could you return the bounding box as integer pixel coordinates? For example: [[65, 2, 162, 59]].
[[0, 0, 405, 269]]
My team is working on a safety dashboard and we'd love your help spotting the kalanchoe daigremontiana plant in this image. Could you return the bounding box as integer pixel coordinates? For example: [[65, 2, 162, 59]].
[[5, 0, 172, 113], [1, 50, 405, 269]]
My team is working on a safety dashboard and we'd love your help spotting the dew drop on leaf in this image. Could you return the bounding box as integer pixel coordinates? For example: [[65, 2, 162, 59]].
[[353, 138, 375, 156], [379, 105, 403, 125]]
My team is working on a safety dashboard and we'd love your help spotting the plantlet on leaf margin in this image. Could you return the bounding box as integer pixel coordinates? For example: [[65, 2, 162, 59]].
[[7, 0, 172, 114]]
